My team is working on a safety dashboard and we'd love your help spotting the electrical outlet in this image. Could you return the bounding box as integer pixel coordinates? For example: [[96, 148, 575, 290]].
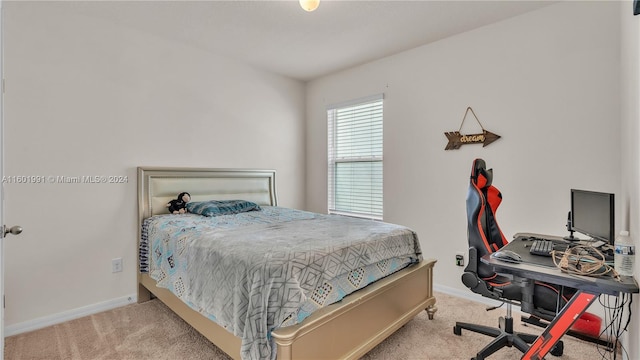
[[455, 252, 465, 267], [112, 258, 123, 273]]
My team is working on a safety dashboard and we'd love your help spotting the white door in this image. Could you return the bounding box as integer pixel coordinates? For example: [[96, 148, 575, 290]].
[[0, 4, 23, 357]]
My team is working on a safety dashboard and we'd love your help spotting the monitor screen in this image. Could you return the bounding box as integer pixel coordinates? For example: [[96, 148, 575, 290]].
[[571, 189, 615, 244]]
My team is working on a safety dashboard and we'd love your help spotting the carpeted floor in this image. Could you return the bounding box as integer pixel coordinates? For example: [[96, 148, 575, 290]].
[[5, 291, 612, 359]]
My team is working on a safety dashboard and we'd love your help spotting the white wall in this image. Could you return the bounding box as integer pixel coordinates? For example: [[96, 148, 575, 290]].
[[620, 1, 639, 358], [2, 2, 306, 327], [307, 1, 621, 296]]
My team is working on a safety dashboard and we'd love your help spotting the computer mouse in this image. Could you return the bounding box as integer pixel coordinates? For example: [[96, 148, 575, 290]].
[[491, 249, 523, 263]]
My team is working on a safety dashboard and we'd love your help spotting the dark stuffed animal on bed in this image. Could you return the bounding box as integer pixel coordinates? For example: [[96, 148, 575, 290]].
[[167, 192, 191, 214]]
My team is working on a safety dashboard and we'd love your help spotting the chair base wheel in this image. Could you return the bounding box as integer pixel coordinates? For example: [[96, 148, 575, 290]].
[[550, 341, 564, 356], [453, 325, 462, 336]]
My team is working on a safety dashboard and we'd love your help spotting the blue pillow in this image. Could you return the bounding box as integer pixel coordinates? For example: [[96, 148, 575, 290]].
[[186, 200, 261, 217]]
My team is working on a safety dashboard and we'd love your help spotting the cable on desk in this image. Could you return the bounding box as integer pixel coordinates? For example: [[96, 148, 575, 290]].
[[541, 246, 632, 360], [596, 293, 632, 359], [550, 245, 620, 281]]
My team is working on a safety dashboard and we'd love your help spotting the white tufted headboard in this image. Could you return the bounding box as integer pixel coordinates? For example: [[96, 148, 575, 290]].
[[137, 167, 277, 221]]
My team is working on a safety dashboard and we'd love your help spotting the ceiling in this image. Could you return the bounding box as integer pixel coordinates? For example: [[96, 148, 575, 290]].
[[64, 0, 554, 82]]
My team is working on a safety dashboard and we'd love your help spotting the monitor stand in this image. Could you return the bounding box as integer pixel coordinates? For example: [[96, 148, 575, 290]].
[[563, 211, 580, 241]]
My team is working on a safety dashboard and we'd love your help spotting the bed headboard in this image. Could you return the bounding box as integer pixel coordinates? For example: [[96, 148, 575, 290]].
[[137, 167, 277, 220]]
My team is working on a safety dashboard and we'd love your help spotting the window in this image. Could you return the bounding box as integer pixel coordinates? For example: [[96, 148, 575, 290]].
[[327, 94, 383, 219]]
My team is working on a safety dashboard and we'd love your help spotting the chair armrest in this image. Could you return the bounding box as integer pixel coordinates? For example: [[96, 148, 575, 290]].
[[461, 247, 502, 301], [464, 246, 478, 274]]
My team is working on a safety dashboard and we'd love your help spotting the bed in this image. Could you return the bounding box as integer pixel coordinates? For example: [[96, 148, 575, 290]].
[[137, 167, 437, 360]]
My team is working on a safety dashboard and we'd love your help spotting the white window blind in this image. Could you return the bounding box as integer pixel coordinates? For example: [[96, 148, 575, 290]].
[[327, 94, 383, 219]]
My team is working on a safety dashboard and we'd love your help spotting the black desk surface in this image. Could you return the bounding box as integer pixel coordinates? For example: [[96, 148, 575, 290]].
[[482, 235, 639, 296]]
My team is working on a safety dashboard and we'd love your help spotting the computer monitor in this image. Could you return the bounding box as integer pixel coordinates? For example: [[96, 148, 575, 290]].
[[570, 189, 615, 244]]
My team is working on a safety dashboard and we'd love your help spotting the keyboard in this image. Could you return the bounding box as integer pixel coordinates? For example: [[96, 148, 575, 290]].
[[529, 239, 555, 257]]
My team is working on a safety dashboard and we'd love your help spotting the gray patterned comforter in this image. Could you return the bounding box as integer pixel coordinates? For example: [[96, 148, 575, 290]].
[[143, 206, 422, 359]]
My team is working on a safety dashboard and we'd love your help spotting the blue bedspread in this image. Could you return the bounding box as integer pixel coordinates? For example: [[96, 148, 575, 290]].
[[140, 206, 422, 359]]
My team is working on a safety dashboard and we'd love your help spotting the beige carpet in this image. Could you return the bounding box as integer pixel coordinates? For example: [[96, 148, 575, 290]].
[[5, 292, 611, 360]]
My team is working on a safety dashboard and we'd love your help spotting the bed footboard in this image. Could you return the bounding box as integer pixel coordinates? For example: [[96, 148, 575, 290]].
[[272, 258, 437, 360]]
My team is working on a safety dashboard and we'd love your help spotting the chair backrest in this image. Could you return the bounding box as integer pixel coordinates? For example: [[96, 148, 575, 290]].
[[467, 158, 509, 278]]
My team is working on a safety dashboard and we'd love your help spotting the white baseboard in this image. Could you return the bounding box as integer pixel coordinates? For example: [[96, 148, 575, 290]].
[[434, 283, 524, 312], [434, 283, 499, 305], [5, 294, 137, 337]]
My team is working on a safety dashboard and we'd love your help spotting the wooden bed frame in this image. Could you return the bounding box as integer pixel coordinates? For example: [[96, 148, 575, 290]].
[[137, 167, 437, 359]]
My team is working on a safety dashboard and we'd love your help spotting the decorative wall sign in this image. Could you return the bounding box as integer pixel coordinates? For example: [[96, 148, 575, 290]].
[[444, 107, 501, 150]]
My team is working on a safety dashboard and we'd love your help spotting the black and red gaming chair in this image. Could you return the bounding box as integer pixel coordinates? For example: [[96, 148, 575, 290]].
[[453, 159, 567, 359]]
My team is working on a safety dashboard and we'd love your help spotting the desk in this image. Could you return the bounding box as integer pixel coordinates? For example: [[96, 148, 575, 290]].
[[482, 235, 639, 360]]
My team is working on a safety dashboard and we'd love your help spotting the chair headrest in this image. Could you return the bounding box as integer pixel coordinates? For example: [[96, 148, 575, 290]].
[[471, 158, 493, 189]]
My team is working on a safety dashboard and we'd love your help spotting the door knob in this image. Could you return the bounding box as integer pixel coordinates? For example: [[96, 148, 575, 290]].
[[4, 225, 22, 236]]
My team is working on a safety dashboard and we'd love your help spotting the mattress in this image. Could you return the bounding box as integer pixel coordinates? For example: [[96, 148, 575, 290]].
[[139, 206, 422, 359]]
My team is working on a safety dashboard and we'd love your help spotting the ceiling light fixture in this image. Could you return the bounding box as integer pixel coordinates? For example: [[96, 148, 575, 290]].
[[299, 0, 320, 12]]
